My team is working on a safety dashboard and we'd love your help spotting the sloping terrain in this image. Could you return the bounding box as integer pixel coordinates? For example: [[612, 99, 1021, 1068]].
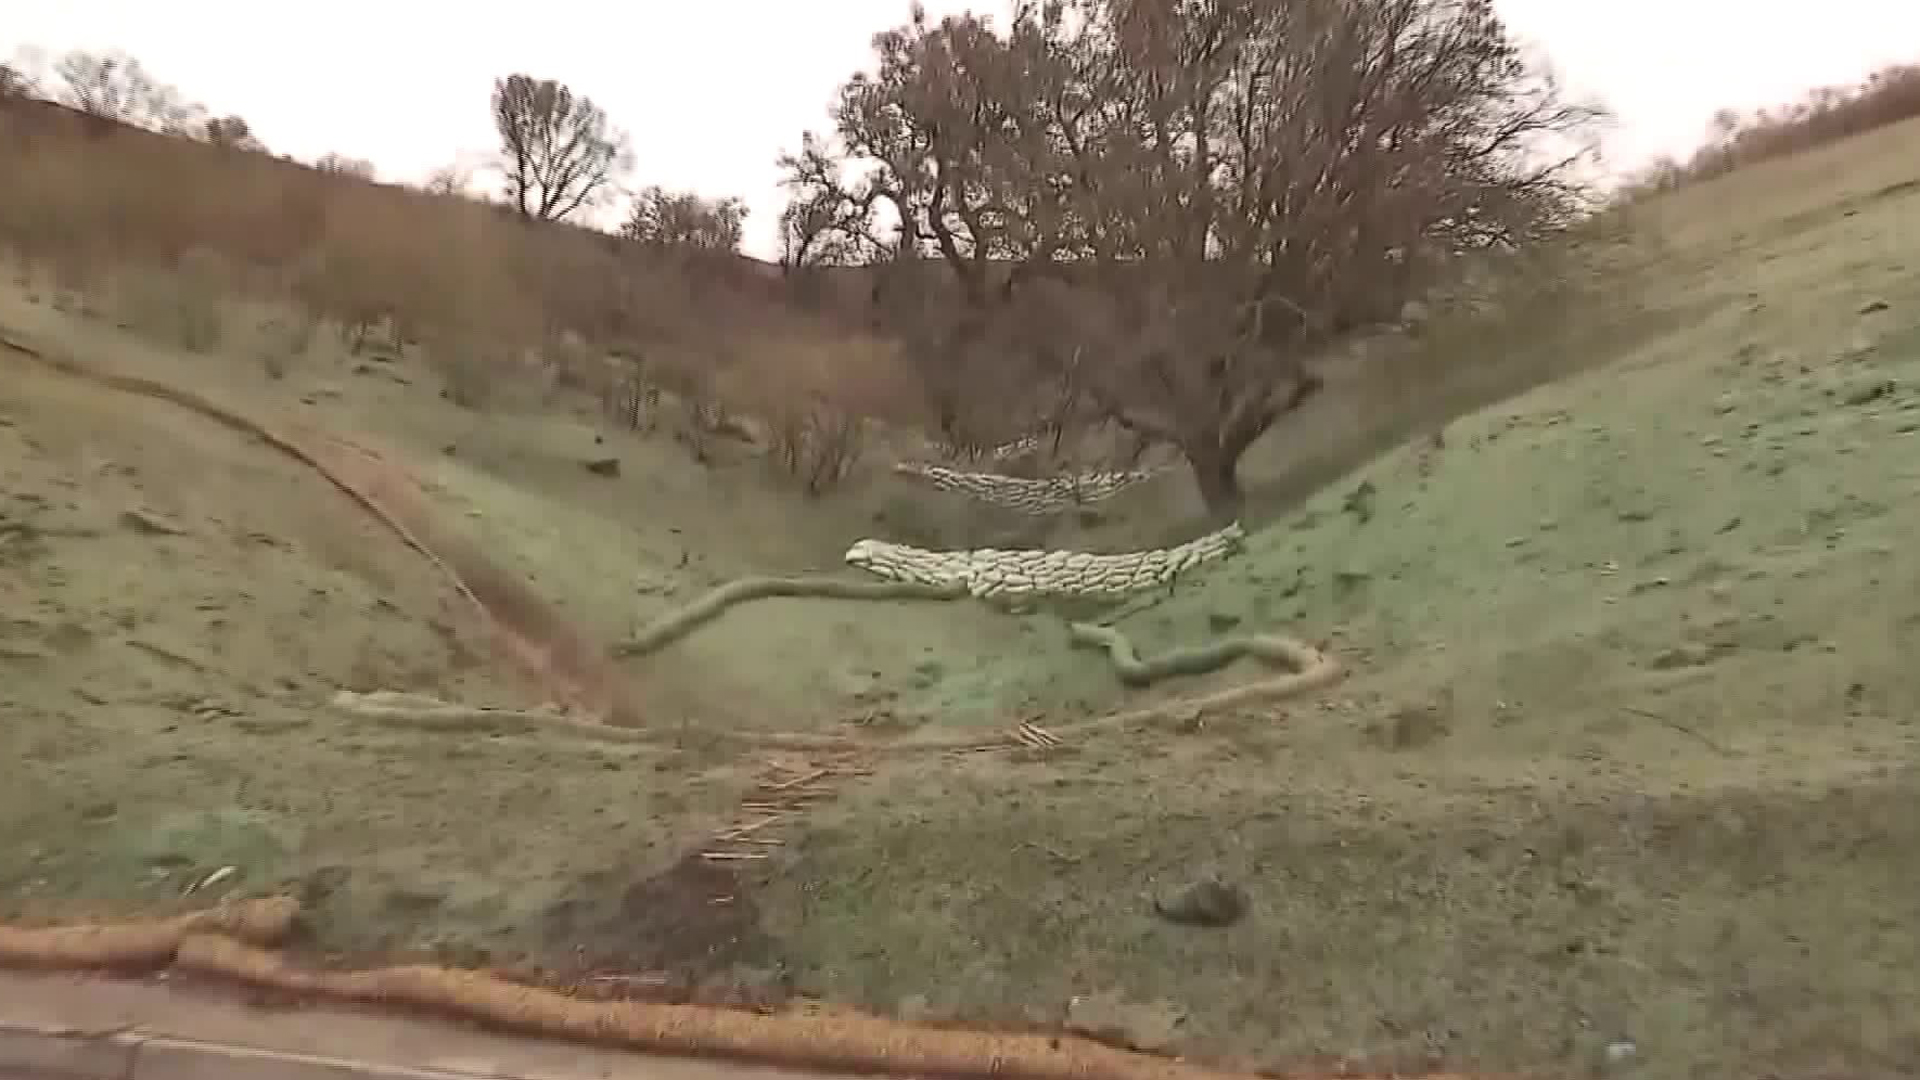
[[0, 333, 772, 990], [745, 123, 1920, 1076], [0, 117, 1916, 1079]]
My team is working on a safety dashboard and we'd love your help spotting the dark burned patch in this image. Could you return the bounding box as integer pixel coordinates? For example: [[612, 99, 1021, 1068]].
[[530, 852, 791, 1011]]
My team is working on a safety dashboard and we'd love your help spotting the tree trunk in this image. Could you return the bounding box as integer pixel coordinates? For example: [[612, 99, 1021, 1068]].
[[1185, 362, 1325, 523], [1185, 441, 1246, 524]]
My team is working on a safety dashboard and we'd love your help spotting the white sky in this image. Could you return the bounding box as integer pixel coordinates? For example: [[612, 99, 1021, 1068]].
[[8, 0, 1919, 260]]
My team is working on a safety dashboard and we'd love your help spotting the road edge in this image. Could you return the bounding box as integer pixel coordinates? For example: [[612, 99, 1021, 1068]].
[[0, 1021, 495, 1080]]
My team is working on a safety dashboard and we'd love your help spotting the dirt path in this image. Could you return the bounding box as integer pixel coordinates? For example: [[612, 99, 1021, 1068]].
[[0, 970, 875, 1080]]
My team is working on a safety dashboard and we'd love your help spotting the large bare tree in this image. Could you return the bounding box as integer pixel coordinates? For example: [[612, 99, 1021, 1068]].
[[491, 74, 629, 222], [783, 0, 1600, 515]]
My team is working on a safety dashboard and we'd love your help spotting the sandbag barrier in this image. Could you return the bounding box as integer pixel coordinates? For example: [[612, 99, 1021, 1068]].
[[842, 523, 1246, 599], [891, 460, 1165, 516]]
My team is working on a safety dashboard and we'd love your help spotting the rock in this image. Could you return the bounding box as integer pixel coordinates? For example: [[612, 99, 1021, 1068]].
[[120, 507, 189, 535], [298, 865, 352, 904], [890, 991, 936, 1014], [382, 885, 447, 912], [1648, 642, 1714, 670], [1153, 877, 1248, 927], [1858, 298, 1889, 315], [583, 456, 621, 477], [1370, 697, 1452, 750], [1843, 378, 1895, 406], [1333, 567, 1372, 590], [0, 640, 55, 660], [1065, 992, 1187, 1053], [632, 573, 675, 596]]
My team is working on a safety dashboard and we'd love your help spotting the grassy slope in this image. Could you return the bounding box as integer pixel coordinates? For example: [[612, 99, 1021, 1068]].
[[0, 109, 1914, 1078], [750, 122, 1920, 1077], [0, 335, 789, 966]]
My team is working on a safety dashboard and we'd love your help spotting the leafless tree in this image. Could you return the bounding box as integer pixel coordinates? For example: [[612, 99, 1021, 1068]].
[[1, 45, 47, 100], [787, 0, 1601, 516], [0, 63, 38, 100], [54, 50, 153, 120], [200, 114, 264, 152], [313, 152, 376, 179], [490, 73, 630, 222], [421, 163, 470, 197], [775, 133, 890, 271], [151, 91, 206, 137], [622, 186, 748, 252], [52, 49, 200, 133]]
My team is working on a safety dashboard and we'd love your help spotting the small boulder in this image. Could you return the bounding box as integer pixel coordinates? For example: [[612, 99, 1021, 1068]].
[[1153, 877, 1248, 927]]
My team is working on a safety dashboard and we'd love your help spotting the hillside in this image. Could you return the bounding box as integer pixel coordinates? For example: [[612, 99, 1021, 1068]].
[[1, 102, 1918, 1080]]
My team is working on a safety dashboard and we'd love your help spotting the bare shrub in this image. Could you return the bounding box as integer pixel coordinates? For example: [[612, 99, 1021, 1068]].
[[199, 114, 263, 152], [639, 353, 729, 463], [53, 50, 156, 122], [288, 200, 424, 355], [0, 63, 38, 101], [759, 387, 867, 496], [113, 247, 229, 352], [623, 187, 748, 251], [798, 405, 867, 495], [313, 152, 375, 179], [420, 228, 544, 408], [675, 394, 725, 463], [599, 357, 661, 432], [1620, 63, 1920, 197], [256, 306, 322, 379], [423, 336, 503, 408], [52, 49, 202, 134], [420, 161, 477, 198], [725, 336, 911, 496], [0, 49, 878, 438]]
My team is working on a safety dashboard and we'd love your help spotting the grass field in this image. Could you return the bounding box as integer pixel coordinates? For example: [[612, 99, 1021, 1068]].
[[2, 118, 1919, 1078]]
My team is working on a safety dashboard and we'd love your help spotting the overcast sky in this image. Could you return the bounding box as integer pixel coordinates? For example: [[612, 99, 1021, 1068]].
[[8, 0, 1918, 259]]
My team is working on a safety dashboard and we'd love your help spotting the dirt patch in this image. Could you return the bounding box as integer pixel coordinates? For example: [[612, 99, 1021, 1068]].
[[533, 853, 791, 1010]]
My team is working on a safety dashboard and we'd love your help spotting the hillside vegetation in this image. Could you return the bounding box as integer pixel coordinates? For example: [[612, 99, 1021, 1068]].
[[2, 22, 1920, 1080]]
